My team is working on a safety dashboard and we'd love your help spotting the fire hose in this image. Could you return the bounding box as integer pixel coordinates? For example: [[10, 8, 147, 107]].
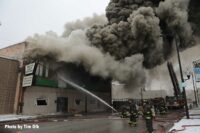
[[154, 113, 184, 123], [190, 114, 200, 116], [169, 124, 200, 133]]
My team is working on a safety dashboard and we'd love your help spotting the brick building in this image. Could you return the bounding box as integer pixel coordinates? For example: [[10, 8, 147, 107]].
[[0, 57, 19, 114], [0, 42, 27, 61]]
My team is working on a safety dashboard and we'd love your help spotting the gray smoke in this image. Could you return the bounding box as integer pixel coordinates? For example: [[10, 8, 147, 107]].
[[87, 0, 195, 68], [156, 0, 193, 48], [25, 0, 197, 91], [128, 7, 164, 68], [26, 28, 146, 88], [62, 14, 108, 37], [87, 7, 164, 68], [105, 0, 158, 24]]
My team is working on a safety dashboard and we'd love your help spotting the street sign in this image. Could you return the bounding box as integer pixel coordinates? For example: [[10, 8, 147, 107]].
[[194, 68, 200, 82], [22, 75, 33, 87], [193, 59, 200, 82], [25, 63, 35, 75]]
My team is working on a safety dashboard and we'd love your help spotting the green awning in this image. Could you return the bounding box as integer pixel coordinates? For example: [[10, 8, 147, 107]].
[[34, 76, 58, 88]]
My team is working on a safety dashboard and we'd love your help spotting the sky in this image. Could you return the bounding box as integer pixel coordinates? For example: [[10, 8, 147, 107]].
[[0, 0, 109, 48]]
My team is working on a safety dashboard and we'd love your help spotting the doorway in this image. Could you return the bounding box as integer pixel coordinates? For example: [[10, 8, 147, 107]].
[[57, 97, 68, 113]]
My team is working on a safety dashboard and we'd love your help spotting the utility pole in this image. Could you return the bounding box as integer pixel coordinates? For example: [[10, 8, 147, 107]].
[[141, 87, 144, 106], [175, 36, 190, 119]]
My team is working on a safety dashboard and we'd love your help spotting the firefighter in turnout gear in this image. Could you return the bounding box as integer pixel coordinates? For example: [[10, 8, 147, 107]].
[[159, 104, 167, 115], [129, 109, 138, 127], [128, 100, 138, 127], [121, 107, 129, 118], [144, 105, 154, 133]]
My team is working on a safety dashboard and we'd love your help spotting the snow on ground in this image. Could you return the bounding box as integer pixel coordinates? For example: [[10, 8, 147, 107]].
[[189, 108, 200, 114], [169, 119, 200, 133], [189, 108, 200, 119], [169, 108, 200, 133], [0, 114, 36, 122]]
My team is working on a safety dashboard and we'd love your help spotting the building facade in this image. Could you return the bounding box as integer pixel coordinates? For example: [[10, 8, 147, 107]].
[[0, 42, 111, 115], [0, 42, 27, 61], [0, 57, 19, 114], [23, 86, 110, 115]]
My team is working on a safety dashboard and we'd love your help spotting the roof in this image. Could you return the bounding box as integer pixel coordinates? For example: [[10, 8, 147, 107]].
[[0, 56, 19, 62], [0, 41, 26, 50]]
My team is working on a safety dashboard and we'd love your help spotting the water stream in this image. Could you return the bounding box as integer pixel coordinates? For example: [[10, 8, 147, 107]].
[[58, 74, 118, 112]]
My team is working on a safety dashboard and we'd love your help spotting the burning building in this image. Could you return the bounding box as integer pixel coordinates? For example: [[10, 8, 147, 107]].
[[1, 0, 200, 114], [0, 42, 112, 115], [23, 0, 200, 108], [25, 0, 200, 91]]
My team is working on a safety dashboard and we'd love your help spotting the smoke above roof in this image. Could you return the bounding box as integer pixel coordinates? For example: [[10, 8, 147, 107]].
[[25, 0, 199, 90]]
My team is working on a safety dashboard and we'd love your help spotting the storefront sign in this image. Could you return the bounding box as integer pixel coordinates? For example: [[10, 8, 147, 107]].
[[25, 63, 35, 75], [22, 75, 33, 87]]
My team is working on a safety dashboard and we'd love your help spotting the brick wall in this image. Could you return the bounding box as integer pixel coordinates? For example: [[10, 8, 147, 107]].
[[0, 57, 19, 114]]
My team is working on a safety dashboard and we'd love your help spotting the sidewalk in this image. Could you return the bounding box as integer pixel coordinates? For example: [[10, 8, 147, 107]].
[[0, 113, 70, 124], [0, 112, 113, 123], [168, 107, 200, 133], [0, 114, 36, 122]]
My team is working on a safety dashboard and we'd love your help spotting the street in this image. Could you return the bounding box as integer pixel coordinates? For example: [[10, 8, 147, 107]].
[[0, 111, 183, 133], [1, 118, 155, 133]]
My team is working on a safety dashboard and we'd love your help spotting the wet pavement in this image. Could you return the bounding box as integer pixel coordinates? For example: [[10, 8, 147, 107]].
[[0, 111, 184, 133], [0, 117, 170, 133]]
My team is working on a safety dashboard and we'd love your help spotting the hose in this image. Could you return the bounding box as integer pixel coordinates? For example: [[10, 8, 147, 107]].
[[169, 124, 200, 133]]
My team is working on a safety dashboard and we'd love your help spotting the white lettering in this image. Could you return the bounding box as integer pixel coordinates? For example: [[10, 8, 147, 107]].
[[4, 124, 17, 129]]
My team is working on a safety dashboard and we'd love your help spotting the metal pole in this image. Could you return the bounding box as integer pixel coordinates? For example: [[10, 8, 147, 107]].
[[175, 36, 190, 119], [141, 88, 143, 106], [191, 72, 198, 107]]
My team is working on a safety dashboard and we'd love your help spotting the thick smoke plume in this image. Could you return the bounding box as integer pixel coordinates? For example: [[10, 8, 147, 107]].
[[62, 14, 108, 37], [156, 0, 193, 48], [25, 0, 198, 90], [26, 29, 146, 88], [88, 0, 195, 69], [87, 7, 164, 68]]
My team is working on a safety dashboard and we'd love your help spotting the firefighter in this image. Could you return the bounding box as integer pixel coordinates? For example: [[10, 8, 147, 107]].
[[159, 104, 167, 115], [129, 109, 138, 127], [144, 105, 154, 133], [129, 100, 134, 112], [128, 100, 138, 127], [121, 107, 129, 118], [138, 104, 144, 116]]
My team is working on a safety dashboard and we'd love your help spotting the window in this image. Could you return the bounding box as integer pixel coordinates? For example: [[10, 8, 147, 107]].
[[35, 62, 54, 78], [36, 98, 48, 106], [35, 63, 43, 77]]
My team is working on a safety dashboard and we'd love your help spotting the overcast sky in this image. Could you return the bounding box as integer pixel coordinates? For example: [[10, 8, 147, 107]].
[[0, 0, 109, 48]]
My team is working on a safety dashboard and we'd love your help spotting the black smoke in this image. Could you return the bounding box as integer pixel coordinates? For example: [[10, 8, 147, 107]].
[[87, 0, 198, 69]]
